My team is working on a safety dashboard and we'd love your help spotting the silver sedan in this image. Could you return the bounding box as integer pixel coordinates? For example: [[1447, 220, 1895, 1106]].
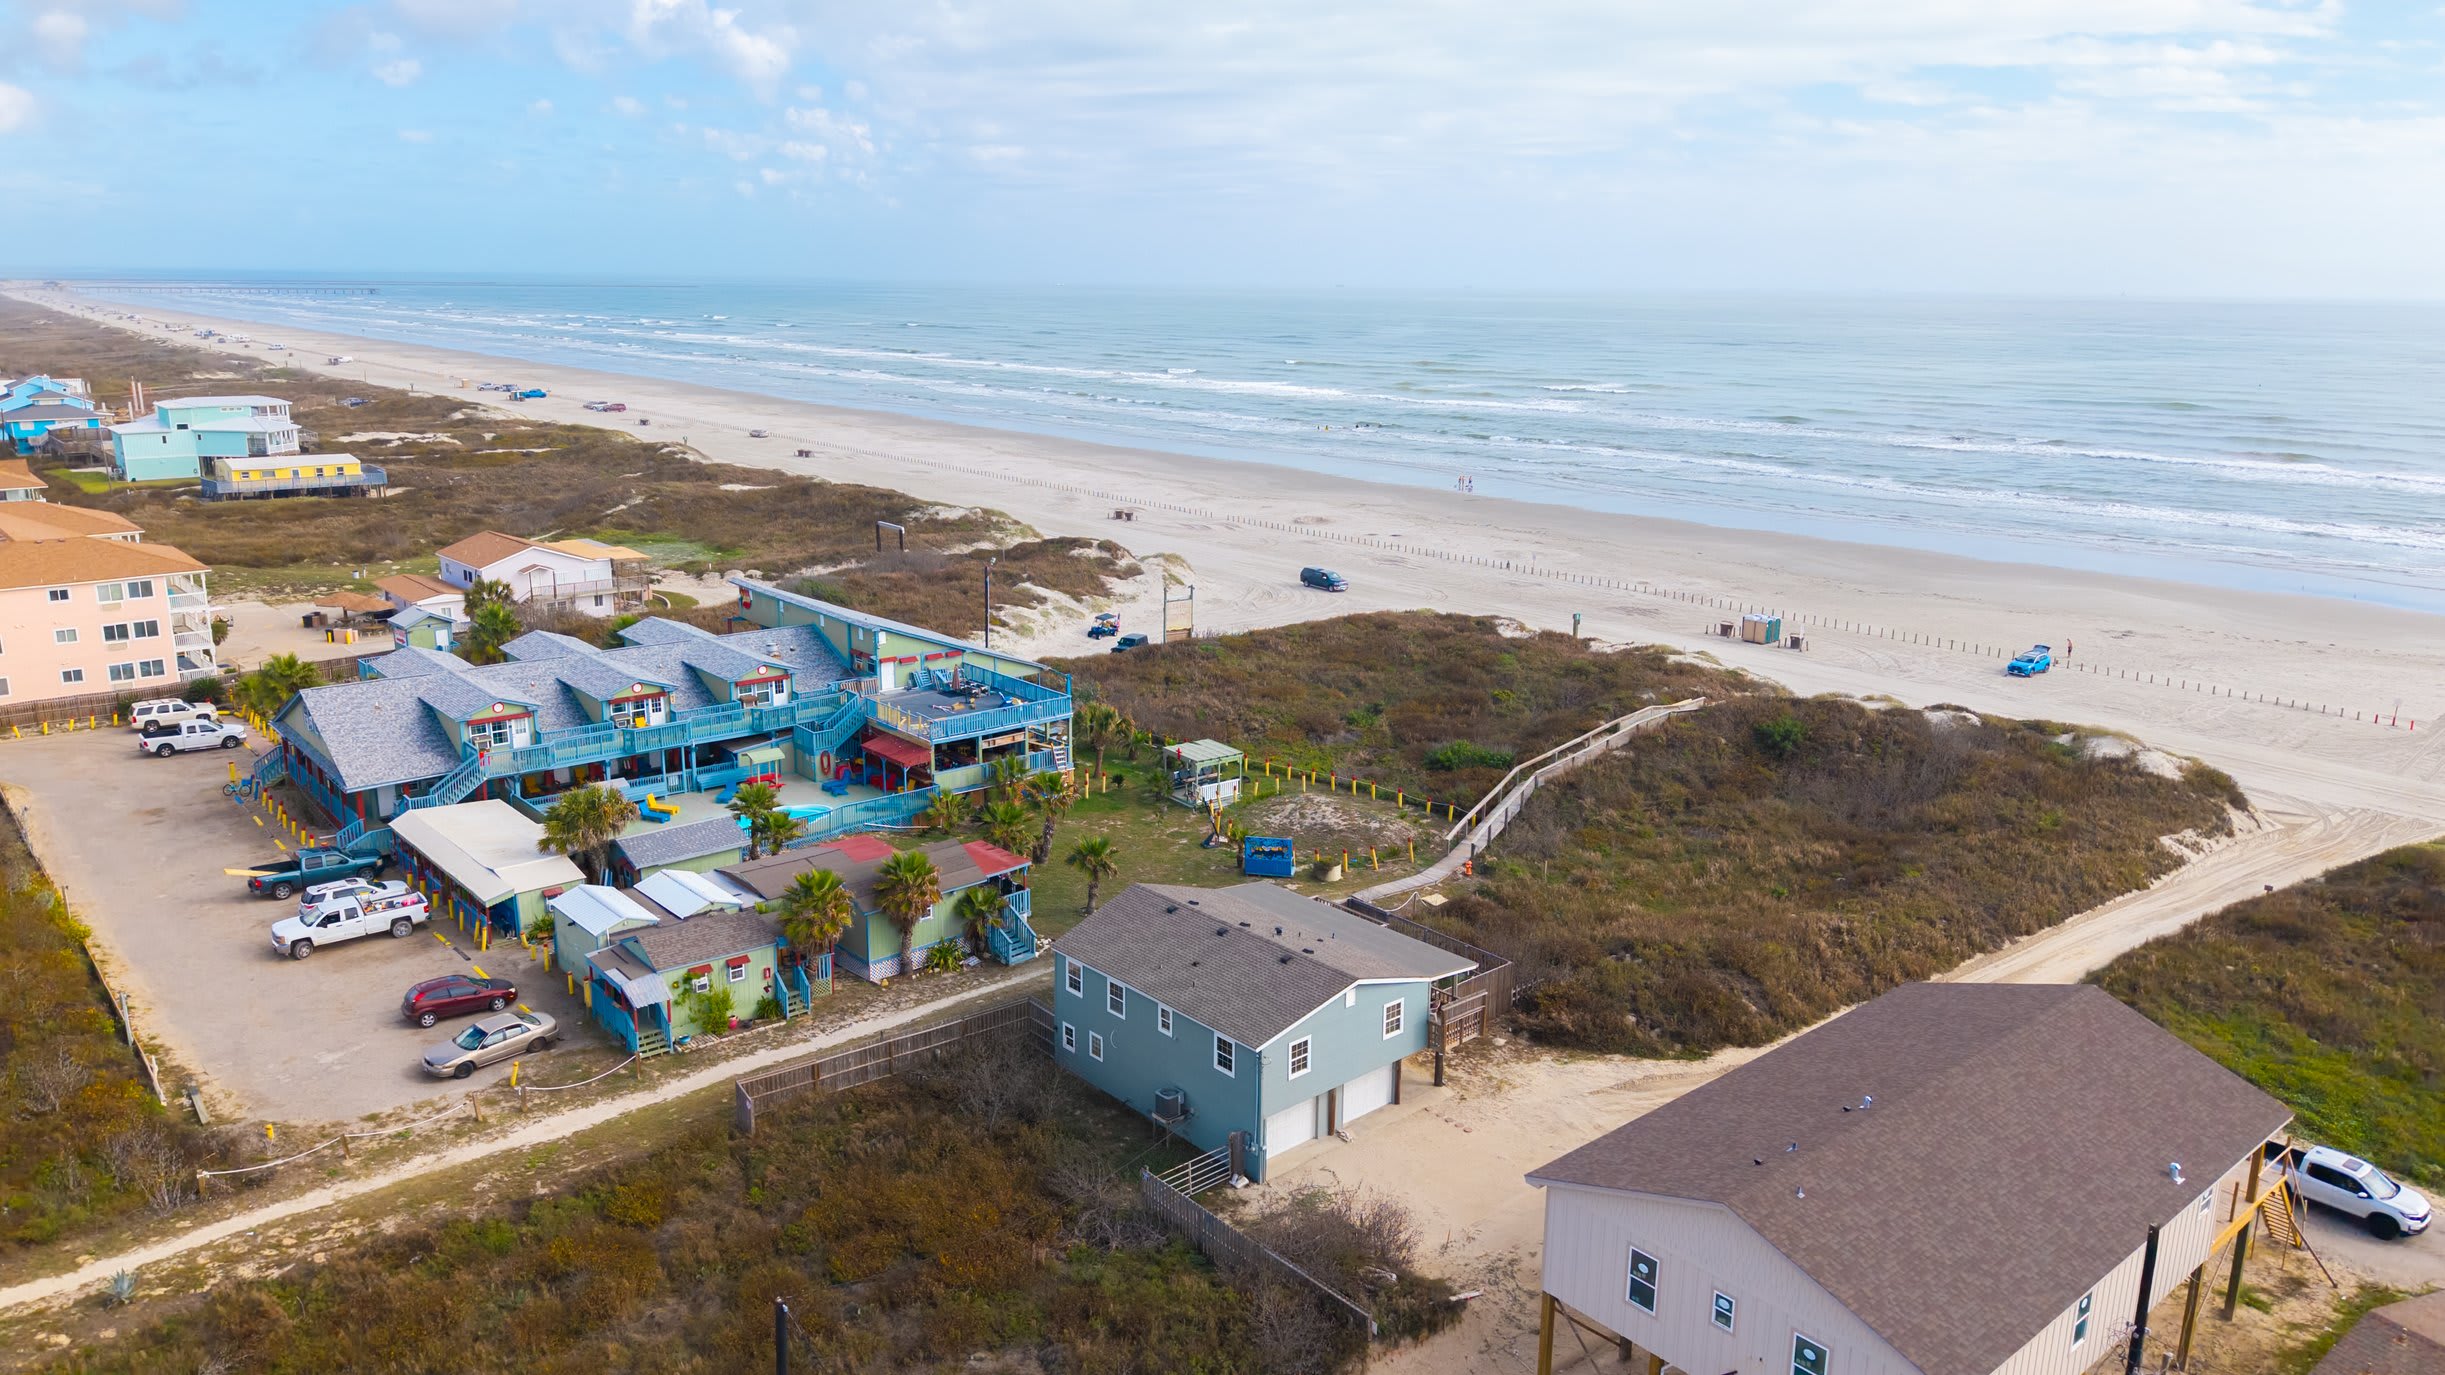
[[420, 1010, 558, 1079]]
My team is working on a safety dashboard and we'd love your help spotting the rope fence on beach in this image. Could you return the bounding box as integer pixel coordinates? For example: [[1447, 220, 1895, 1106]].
[[196, 1097, 482, 1191], [1006, 474, 2423, 732]]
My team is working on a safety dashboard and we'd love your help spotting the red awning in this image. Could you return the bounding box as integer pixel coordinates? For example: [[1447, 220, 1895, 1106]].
[[861, 732, 932, 770], [726, 954, 751, 968], [687, 964, 714, 978]]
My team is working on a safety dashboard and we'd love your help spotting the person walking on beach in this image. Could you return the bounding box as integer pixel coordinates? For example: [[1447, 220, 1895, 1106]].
[[2066, 637, 2074, 658]]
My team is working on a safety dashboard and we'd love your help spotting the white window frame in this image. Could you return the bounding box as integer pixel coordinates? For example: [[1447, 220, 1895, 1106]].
[[1107, 980, 1126, 1018], [45, 588, 68, 603], [726, 962, 747, 984], [107, 663, 137, 683], [1088, 1030, 1104, 1061], [138, 660, 167, 678], [1288, 1036, 1312, 1079], [1065, 959, 1083, 996], [96, 581, 124, 605], [1712, 1291, 1736, 1333], [59, 668, 83, 684], [132, 619, 161, 639], [1214, 1034, 1235, 1077], [1061, 1023, 1076, 1052], [1383, 999, 1405, 1038], [53, 627, 77, 645], [1792, 1333, 1830, 1375], [1626, 1247, 1658, 1314], [125, 579, 154, 600], [1157, 1005, 1173, 1037], [102, 622, 131, 643], [2072, 1292, 2092, 1345]]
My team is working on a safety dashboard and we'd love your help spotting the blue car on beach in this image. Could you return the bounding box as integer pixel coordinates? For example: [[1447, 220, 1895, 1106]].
[[2007, 645, 2053, 677]]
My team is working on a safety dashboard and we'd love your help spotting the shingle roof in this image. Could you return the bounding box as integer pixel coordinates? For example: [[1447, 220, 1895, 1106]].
[[1050, 883, 1475, 1047], [2312, 1291, 2445, 1375], [375, 572, 459, 606], [0, 504, 144, 541], [0, 459, 43, 490], [0, 537, 204, 592], [438, 531, 539, 569], [1527, 983, 2293, 1375], [614, 817, 749, 871], [622, 907, 780, 970], [0, 400, 98, 423], [720, 835, 1025, 908]]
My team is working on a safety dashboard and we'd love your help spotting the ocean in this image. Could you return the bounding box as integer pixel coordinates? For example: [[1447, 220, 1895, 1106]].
[[83, 280, 2445, 611]]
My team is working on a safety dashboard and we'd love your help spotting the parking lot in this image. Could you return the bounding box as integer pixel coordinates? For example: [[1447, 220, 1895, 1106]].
[[0, 731, 596, 1124]]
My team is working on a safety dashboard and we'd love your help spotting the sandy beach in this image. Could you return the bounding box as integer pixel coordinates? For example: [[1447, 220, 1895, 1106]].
[[21, 288, 2445, 843]]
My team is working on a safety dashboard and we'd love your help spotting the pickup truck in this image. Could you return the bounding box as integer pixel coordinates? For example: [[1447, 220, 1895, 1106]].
[[2006, 645, 2053, 677], [244, 846, 389, 900], [140, 719, 249, 756], [271, 887, 431, 959]]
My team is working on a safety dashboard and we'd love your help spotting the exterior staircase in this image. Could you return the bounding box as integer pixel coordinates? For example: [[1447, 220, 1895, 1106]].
[[779, 964, 813, 1017], [634, 1023, 672, 1059], [2264, 1181, 2306, 1248], [398, 750, 488, 815], [986, 890, 1041, 965], [794, 695, 868, 765]]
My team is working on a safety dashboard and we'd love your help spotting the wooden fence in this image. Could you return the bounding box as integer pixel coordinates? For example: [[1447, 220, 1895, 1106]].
[[1344, 898, 1518, 1014], [1139, 1167, 1380, 1338], [731, 995, 1052, 1135]]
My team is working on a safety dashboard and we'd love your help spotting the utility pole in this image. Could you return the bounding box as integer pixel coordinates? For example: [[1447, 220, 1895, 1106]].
[[774, 1296, 790, 1375], [2125, 1224, 2160, 1375], [983, 557, 996, 650]]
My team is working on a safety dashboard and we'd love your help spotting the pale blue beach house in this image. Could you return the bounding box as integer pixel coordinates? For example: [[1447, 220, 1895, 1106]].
[[108, 394, 299, 481], [0, 376, 103, 454]]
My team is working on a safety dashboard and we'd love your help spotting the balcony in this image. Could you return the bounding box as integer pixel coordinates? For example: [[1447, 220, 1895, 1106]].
[[167, 590, 210, 611]]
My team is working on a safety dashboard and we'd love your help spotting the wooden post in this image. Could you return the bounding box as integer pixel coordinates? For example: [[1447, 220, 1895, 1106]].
[[2222, 1151, 2264, 1318], [1537, 1294, 1556, 1375], [2176, 1263, 2206, 1369]]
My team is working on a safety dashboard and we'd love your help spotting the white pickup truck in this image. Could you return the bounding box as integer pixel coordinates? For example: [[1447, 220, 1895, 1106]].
[[140, 718, 249, 757], [271, 886, 431, 959]]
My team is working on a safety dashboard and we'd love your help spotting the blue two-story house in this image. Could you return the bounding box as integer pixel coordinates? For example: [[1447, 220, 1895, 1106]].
[[1050, 882, 1474, 1181]]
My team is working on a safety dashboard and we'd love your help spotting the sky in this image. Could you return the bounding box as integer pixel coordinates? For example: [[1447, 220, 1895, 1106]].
[[2, 1, 2443, 296]]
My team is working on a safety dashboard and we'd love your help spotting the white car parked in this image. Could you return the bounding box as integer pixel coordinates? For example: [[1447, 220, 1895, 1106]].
[[128, 699, 219, 736], [296, 878, 407, 922], [139, 718, 248, 756], [2269, 1142, 2433, 1238], [270, 887, 431, 959]]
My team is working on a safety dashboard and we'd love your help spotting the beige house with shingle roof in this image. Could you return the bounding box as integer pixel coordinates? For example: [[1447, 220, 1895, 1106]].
[[0, 484, 216, 705], [1527, 983, 2292, 1375], [435, 530, 650, 617]]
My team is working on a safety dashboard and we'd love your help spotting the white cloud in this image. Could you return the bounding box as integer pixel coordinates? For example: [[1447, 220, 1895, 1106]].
[[625, 0, 795, 96], [777, 140, 828, 162], [700, 126, 769, 159], [611, 94, 647, 115], [0, 83, 33, 134], [32, 10, 90, 64], [373, 57, 423, 87], [529, 97, 554, 115], [398, 128, 433, 142]]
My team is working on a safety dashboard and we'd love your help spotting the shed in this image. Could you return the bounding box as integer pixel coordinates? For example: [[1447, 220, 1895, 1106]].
[[1162, 738, 1244, 809], [390, 799, 584, 938]]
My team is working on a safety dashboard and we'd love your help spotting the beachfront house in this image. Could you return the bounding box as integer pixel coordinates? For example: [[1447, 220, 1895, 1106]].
[[0, 495, 219, 702], [201, 452, 387, 501], [1, 377, 103, 455], [261, 581, 1073, 857], [720, 832, 1036, 980], [0, 459, 48, 503], [389, 799, 583, 940], [108, 395, 301, 482], [435, 531, 651, 617], [1523, 983, 2292, 1375], [1049, 882, 1474, 1180]]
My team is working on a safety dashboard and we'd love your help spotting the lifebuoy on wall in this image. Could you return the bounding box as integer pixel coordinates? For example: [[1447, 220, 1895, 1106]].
[[818, 751, 833, 777]]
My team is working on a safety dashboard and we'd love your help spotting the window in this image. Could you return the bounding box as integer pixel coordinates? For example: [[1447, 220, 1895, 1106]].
[[1288, 1037, 1312, 1079], [2198, 1190, 2213, 1214], [0, 678, 10, 698], [1712, 1292, 1736, 1333], [1062, 1023, 1076, 1052], [727, 962, 748, 984], [1214, 1035, 1236, 1077], [1626, 1248, 1658, 1313], [1108, 981, 1126, 1017], [1383, 1000, 1405, 1038], [126, 579, 154, 599], [102, 623, 131, 643], [59, 668, 83, 684], [138, 660, 166, 678], [1157, 1005, 1173, 1036], [1792, 1334, 1829, 1375], [53, 628, 76, 645], [1088, 1031, 1104, 1061], [96, 582, 123, 605], [1066, 960, 1083, 996], [107, 663, 137, 683], [132, 620, 160, 639], [2073, 1292, 2093, 1345], [46, 588, 68, 603], [465, 716, 522, 749]]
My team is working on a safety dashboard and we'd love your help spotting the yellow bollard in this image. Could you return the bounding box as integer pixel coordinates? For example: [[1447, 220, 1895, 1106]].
[[9, 725, 17, 738], [567, 973, 575, 995], [1409, 840, 1416, 865], [509, 1060, 519, 1088], [87, 715, 95, 730], [1369, 848, 1379, 871], [582, 981, 592, 1009], [1371, 783, 1379, 800], [265, 1123, 276, 1144], [1396, 790, 1403, 808], [40, 720, 49, 735]]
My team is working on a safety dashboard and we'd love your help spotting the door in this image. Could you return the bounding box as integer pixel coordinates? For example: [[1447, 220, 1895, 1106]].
[[1265, 1096, 1318, 1155], [1341, 1064, 1397, 1125]]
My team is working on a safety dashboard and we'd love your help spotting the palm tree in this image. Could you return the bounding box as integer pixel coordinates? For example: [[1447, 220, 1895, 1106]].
[[920, 789, 967, 833], [954, 884, 1005, 956], [1065, 836, 1119, 914], [727, 781, 791, 858], [242, 653, 320, 719], [873, 848, 942, 972], [984, 753, 1031, 804], [461, 576, 516, 617], [1073, 702, 1127, 774], [1026, 772, 1077, 865], [464, 601, 522, 665], [978, 799, 1031, 856], [538, 783, 637, 883], [778, 868, 854, 965]]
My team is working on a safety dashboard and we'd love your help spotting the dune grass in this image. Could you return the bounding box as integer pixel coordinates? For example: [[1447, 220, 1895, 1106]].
[[2093, 843, 2445, 1186], [1425, 696, 2241, 1055]]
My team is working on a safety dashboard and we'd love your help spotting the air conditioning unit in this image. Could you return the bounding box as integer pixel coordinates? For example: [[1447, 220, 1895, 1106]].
[[1154, 1087, 1188, 1123]]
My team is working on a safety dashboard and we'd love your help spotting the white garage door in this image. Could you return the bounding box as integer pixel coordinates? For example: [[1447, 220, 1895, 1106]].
[[1340, 1064, 1397, 1125], [1266, 1095, 1319, 1154]]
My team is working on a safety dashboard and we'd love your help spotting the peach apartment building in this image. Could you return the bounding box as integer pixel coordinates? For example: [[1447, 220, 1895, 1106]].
[[0, 489, 216, 707]]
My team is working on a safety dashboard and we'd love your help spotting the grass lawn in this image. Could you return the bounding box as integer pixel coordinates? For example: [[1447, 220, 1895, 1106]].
[[647, 587, 699, 612], [2094, 843, 2445, 1187], [49, 468, 194, 496]]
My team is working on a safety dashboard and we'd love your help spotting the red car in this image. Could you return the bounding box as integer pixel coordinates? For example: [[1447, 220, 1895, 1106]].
[[400, 974, 518, 1028]]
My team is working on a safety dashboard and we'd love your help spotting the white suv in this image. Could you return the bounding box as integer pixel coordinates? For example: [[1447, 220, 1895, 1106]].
[[129, 699, 218, 736], [2271, 1143, 2433, 1238]]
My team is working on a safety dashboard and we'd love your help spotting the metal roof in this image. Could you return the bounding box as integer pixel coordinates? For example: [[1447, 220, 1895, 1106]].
[[548, 884, 661, 939], [1165, 738, 1243, 766], [1527, 983, 2293, 1375], [389, 800, 583, 906], [1049, 883, 1474, 1047]]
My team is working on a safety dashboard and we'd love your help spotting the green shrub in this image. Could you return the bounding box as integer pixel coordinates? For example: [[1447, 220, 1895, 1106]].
[[1423, 741, 1514, 772], [1752, 714, 1806, 758]]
